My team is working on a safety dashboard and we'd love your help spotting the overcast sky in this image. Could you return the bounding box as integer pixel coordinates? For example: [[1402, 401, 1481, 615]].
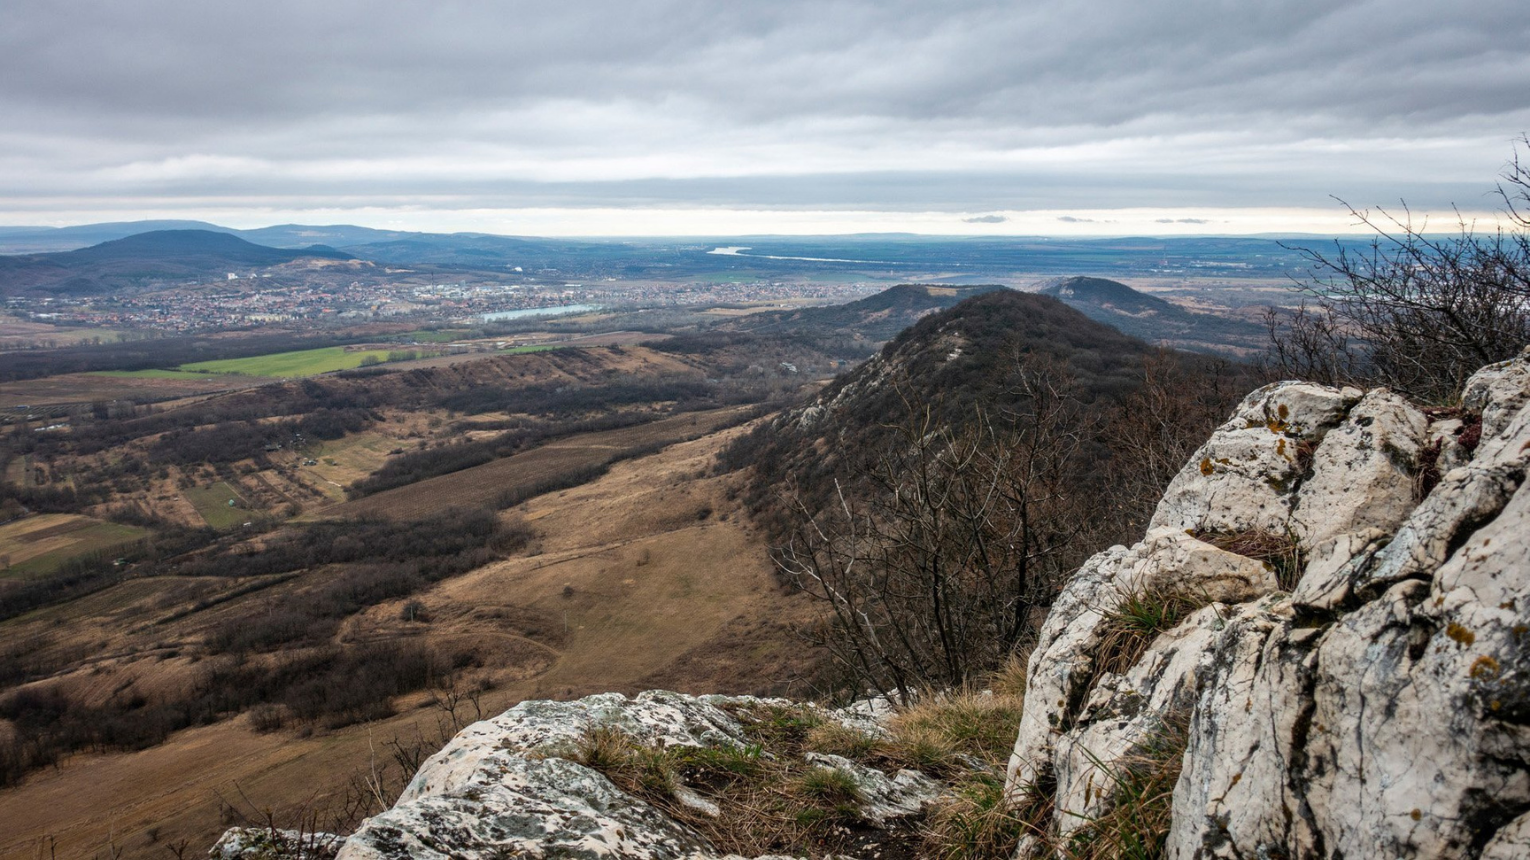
[[3, 0, 1528, 235]]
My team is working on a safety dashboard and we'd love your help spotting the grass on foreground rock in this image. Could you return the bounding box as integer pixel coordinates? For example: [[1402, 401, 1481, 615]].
[[567, 658, 1031, 860], [1094, 582, 1215, 677], [563, 651, 1028, 850], [1193, 526, 1307, 591], [1055, 712, 1189, 860]]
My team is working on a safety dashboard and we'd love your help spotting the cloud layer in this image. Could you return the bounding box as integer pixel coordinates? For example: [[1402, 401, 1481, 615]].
[[3, 0, 1528, 232]]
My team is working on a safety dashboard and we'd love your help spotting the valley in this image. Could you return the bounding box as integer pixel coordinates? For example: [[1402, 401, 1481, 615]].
[[0, 232, 1309, 858], [0, 421, 816, 859]]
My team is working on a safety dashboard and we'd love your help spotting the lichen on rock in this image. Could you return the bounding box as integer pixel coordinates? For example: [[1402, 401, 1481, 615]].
[[1006, 353, 1530, 858]]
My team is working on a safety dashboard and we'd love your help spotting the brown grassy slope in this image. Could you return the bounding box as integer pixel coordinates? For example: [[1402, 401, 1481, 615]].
[[0, 421, 815, 860], [324, 405, 756, 520]]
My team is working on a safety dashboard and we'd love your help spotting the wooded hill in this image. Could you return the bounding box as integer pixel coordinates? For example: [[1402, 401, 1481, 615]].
[[0, 230, 354, 295]]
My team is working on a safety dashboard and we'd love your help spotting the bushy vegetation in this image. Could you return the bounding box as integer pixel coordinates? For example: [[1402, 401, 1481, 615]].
[[149, 407, 375, 465], [1268, 139, 1530, 403], [740, 292, 1253, 701], [350, 412, 651, 496], [0, 505, 526, 787], [0, 642, 461, 788]]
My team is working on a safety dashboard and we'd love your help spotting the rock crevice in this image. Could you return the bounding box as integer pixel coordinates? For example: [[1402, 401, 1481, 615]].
[[1006, 351, 1530, 859]]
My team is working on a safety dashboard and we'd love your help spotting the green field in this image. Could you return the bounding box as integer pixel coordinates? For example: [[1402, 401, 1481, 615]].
[[90, 369, 221, 380], [500, 344, 564, 354], [185, 481, 253, 529], [178, 346, 394, 377]]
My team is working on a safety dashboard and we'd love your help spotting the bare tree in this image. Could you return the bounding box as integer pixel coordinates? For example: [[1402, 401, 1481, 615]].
[[1269, 139, 1530, 403], [1100, 350, 1251, 533], [775, 354, 1092, 702]]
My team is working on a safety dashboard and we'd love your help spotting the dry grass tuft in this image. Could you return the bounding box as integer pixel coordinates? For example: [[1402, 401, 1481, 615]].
[[886, 689, 1025, 776], [1094, 583, 1210, 677], [569, 716, 909, 858], [903, 660, 1031, 860], [1193, 527, 1306, 591], [921, 771, 1028, 860], [1056, 712, 1189, 860]]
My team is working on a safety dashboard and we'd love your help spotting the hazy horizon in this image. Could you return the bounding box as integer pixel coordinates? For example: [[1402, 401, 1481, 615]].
[[4, 0, 1528, 235]]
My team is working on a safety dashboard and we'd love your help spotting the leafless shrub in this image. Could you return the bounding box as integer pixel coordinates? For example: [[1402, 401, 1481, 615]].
[[776, 354, 1093, 702], [1268, 138, 1530, 403]]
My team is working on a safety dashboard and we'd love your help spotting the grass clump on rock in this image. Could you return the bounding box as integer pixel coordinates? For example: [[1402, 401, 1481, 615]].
[[1094, 583, 1212, 676], [1193, 527, 1307, 591], [1057, 713, 1189, 860]]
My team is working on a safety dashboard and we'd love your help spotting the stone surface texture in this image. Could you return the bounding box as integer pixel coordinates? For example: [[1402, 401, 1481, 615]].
[[324, 691, 936, 860], [1006, 353, 1530, 859]]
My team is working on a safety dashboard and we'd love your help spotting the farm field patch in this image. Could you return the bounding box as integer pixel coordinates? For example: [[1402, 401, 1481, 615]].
[[324, 405, 755, 521], [499, 344, 563, 354], [0, 514, 145, 579], [0, 371, 264, 410], [299, 432, 403, 495], [184, 481, 253, 529], [178, 346, 395, 377]]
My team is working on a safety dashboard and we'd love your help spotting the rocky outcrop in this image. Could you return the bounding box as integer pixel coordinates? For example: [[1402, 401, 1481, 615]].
[[329, 691, 939, 860], [1005, 350, 1530, 858]]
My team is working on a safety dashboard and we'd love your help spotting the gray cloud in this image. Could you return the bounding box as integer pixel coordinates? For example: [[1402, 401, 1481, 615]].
[[1157, 218, 1212, 224], [1, 0, 1527, 227], [964, 214, 1008, 223]]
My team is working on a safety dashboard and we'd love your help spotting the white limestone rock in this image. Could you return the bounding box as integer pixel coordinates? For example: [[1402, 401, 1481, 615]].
[[1166, 599, 1323, 859], [1358, 354, 1530, 596], [1150, 381, 1360, 535], [1014, 352, 1530, 855], [337, 756, 711, 860], [400, 691, 750, 804], [1006, 529, 1279, 800], [801, 752, 942, 823], [1051, 604, 1225, 837], [1290, 527, 1390, 612], [327, 689, 943, 860], [1302, 576, 1530, 859], [211, 828, 343, 860], [1291, 388, 1427, 548], [1006, 543, 1134, 795], [1461, 347, 1530, 445]]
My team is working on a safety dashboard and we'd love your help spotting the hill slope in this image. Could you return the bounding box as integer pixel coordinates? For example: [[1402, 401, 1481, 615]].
[[1038, 275, 1266, 353], [229, 353, 1530, 860], [725, 290, 1201, 529], [714, 283, 1007, 343], [0, 230, 355, 295]]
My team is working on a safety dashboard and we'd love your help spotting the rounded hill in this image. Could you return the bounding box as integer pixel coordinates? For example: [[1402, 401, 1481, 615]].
[[723, 289, 1185, 526]]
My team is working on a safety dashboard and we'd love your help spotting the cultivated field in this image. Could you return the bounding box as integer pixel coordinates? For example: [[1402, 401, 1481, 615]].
[[0, 419, 814, 860], [327, 405, 758, 521], [0, 514, 145, 579], [183, 482, 253, 529], [0, 371, 266, 410], [178, 345, 398, 377]]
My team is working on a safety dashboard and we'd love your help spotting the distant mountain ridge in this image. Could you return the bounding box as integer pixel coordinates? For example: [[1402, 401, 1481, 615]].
[[0, 229, 355, 295], [713, 283, 1008, 343], [1038, 275, 1266, 354]]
